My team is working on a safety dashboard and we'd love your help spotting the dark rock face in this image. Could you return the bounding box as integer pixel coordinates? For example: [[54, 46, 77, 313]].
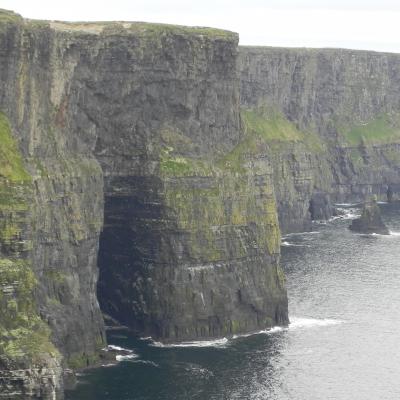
[[309, 193, 334, 221], [349, 198, 390, 235], [90, 24, 287, 342]]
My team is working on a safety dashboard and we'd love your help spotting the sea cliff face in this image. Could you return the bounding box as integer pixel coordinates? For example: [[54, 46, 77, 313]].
[[0, 10, 288, 397], [239, 46, 400, 232], [81, 18, 288, 341], [0, 10, 105, 398]]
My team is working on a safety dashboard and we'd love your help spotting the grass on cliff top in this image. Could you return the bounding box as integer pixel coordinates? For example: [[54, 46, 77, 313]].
[[126, 22, 236, 39], [340, 114, 400, 146], [0, 112, 31, 183], [0, 9, 23, 24], [49, 20, 236, 39]]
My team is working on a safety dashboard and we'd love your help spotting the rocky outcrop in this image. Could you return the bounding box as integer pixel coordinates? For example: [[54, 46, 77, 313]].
[[239, 46, 400, 232], [349, 197, 389, 234]]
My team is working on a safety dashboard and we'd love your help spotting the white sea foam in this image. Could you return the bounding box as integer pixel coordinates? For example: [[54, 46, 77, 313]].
[[104, 344, 139, 362], [148, 317, 343, 348], [281, 241, 310, 247], [116, 354, 139, 361], [105, 345, 133, 353], [133, 360, 160, 367], [331, 207, 360, 220], [232, 325, 285, 339], [232, 318, 342, 339], [151, 337, 229, 348], [366, 231, 400, 238]]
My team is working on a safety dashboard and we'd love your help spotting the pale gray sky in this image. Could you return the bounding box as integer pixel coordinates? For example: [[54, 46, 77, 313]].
[[2, 0, 400, 52]]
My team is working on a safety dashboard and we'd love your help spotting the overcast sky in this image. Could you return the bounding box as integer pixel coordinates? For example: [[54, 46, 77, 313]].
[[2, 0, 400, 52]]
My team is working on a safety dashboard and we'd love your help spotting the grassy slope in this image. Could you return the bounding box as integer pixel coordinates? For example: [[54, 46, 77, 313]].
[[340, 114, 400, 146]]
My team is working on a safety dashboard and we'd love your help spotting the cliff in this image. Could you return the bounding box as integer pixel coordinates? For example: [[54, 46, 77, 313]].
[[240, 46, 400, 232], [0, 10, 287, 398], [3, 9, 400, 399]]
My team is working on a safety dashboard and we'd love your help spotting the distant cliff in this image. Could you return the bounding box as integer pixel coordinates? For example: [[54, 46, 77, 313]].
[[240, 46, 400, 232]]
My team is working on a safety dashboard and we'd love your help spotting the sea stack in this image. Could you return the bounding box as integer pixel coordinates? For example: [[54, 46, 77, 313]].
[[349, 197, 390, 235]]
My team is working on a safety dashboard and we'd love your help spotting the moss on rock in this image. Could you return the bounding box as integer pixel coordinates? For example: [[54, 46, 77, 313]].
[[0, 111, 59, 368], [339, 113, 400, 146], [0, 112, 31, 183]]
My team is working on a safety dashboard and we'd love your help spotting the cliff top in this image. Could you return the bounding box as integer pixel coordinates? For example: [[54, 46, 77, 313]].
[[0, 8, 237, 40], [240, 45, 400, 57], [0, 8, 23, 23]]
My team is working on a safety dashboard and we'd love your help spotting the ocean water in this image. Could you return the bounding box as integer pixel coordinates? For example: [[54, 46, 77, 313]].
[[66, 202, 400, 400]]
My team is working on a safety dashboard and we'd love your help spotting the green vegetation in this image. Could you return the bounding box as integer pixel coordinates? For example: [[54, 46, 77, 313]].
[[0, 110, 57, 366], [276, 264, 286, 288], [51, 20, 236, 40], [242, 109, 304, 142], [241, 108, 324, 152], [217, 108, 324, 174], [159, 113, 283, 260], [44, 270, 67, 285], [160, 146, 214, 177], [68, 352, 99, 369], [217, 135, 261, 173], [126, 22, 236, 39], [0, 112, 31, 183], [67, 333, 105, 369], [0, 9, 22, 24], [340, 114, 400, 146], [160, 154, 195, 176], [0, 259, 59, 363], [0, 185, 29, 211]]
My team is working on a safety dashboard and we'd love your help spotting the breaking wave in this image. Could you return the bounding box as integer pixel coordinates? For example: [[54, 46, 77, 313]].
[[148, 317, 343, 348]]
